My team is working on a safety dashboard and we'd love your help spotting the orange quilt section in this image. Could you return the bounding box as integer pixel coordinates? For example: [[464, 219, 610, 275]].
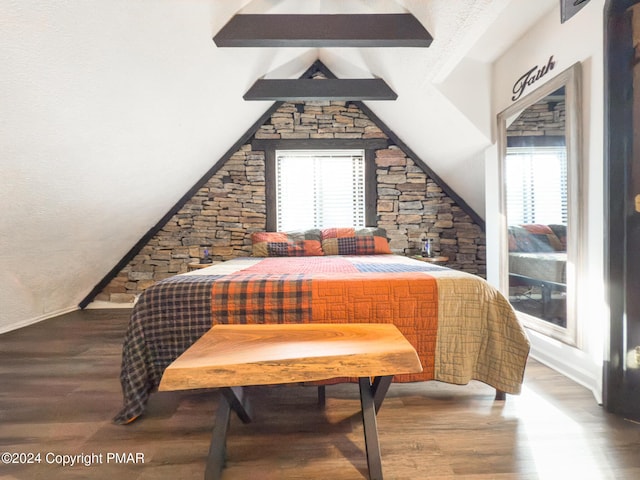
[[310, 272, 438, 381]]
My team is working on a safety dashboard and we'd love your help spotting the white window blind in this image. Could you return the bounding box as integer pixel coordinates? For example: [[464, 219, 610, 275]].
[[505, 146, 567, 225], [276, 150, 365, 231]]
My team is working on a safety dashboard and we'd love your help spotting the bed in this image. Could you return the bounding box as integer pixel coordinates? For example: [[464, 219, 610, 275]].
[[113, 251, 530, 425], [507, 224, 567, 322], [508, 223, 567, 284]]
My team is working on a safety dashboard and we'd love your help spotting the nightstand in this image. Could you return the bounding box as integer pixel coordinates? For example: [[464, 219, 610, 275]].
[[187, 262, 218, 271], [410, 255, 449, 264]]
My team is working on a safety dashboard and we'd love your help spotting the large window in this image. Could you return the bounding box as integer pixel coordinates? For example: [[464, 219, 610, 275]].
[[505, 146, 567, 225], [276, 149, 365, 231]]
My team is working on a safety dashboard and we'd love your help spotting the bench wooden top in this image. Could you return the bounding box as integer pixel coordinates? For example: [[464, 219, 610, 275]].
[[159, 323, 423, 391]]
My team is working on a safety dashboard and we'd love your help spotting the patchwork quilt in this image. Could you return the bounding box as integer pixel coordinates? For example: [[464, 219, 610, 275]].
[[113, 255, 530, 424]]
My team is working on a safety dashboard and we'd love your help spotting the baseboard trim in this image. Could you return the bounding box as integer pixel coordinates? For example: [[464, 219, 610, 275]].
[[0, 306, 79, 335], [85, 300, 136, 309], [527, 328, 603, 404]]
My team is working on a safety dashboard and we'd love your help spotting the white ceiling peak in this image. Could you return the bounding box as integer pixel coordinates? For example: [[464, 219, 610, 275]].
[[239, 0, 408, 15]]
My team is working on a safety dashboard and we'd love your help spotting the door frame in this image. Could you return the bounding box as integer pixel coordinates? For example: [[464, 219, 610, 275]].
[[603, 0, 640, 421]]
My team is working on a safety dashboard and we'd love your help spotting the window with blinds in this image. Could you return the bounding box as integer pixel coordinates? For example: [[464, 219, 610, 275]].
[[505, 146, 567, 225], [276, 150, 365, 231]]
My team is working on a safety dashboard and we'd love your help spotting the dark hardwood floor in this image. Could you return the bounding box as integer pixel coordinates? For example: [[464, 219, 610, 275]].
[[1, 309, 639, 479]]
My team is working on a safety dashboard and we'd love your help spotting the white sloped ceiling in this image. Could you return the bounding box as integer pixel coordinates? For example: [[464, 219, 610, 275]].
[[0, 0, 556, 331]]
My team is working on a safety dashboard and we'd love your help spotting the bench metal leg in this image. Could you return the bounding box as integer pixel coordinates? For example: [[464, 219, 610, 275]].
[[221, 386, 252, 423], [371, 376, 393, 413], [206, 381, 392, 480], [205, 397, 231, 480], [317, 385, 326, 408], [318, 377, 392, 413], [205, 387, 252, 480], [359, 376, 391, 480]]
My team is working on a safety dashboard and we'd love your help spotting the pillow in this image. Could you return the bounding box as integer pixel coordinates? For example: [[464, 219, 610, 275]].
[[508, 224, 561, 252], [251, 229, 324, 257], [508, 225, 537, 252], [321, 227, 391, 255], [548, 224, 567, 251], [520, 224, 563, 252]]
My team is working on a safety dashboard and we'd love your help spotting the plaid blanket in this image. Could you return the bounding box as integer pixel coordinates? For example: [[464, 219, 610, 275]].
[[113, 255, 530, 424], [211, 273, 313, 324], [115, 275, 218, 423]]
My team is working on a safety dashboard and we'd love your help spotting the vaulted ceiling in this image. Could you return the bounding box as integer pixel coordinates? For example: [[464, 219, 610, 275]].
[[0, 0, 558, 330]]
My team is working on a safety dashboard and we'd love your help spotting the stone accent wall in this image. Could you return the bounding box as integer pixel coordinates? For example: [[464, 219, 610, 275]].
[[507, 97, 566, 138], [375, 147, 485, 273], [255, 101, 386, 140], [96, 100, 486, 303]]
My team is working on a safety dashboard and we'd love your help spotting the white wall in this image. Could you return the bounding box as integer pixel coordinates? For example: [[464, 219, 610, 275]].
[[0, 0, 568, 333], [486, 1, 605, 402], [0, 0, 266, 333]]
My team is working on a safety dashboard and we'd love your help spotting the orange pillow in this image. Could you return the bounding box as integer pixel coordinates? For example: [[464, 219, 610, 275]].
[[251, 229, 324, 257]]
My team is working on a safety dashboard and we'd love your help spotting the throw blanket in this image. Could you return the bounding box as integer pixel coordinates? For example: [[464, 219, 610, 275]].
[[114, 255, 530, 424]]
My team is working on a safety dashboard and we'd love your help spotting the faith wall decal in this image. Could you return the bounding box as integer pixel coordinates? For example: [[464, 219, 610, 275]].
[[512, 56, 556, 102]]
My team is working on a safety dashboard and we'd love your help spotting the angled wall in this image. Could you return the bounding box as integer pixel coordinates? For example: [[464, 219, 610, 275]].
[[95, 99, 486, 303]]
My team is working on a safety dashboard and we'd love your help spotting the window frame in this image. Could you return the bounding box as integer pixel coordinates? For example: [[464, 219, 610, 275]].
[[505, 143, 568, 225], [275, 149, 366, 231], [255, 139, 386, 231]]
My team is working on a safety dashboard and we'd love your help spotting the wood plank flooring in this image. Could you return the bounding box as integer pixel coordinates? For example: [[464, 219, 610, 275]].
[[1, 309, 639, 480]]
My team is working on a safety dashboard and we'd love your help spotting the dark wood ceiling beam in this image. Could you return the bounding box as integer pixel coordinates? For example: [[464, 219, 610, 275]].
[[243, 78, 397, 101], [213, 14, 433, 48]]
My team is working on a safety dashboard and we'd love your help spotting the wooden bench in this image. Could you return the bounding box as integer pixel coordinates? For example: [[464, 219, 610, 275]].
[[159, 323, 423, 480]]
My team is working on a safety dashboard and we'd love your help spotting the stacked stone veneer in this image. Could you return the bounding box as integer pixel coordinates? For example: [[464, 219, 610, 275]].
[[507, 97, 565, 137], [97, 100, 486, 303]]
